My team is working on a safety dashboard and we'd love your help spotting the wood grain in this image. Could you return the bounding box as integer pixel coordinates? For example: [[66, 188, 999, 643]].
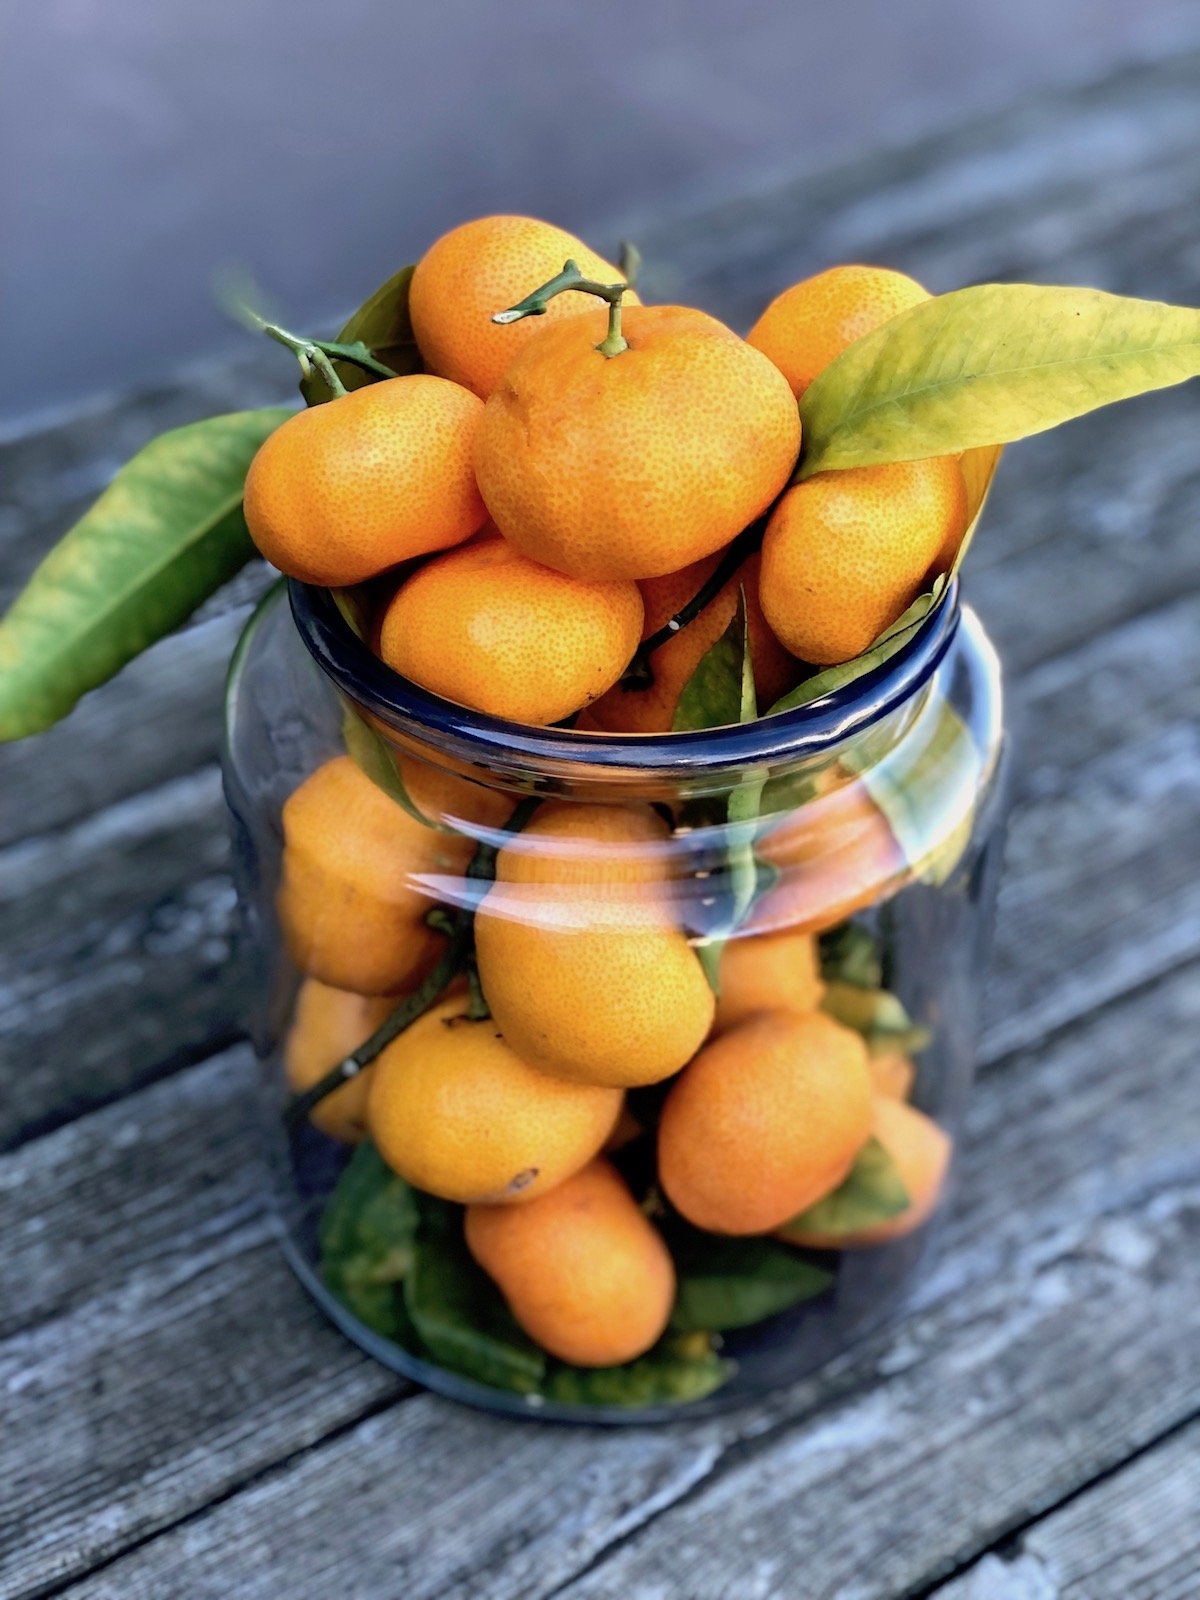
[[930, 1421, 1200, 1599], [5, 962, 1197, 1600]]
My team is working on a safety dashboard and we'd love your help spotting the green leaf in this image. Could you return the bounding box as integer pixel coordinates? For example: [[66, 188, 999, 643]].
[[302, 263, 421, 404], [340, 705, 437, 830], [798, 283, 1200, 478], [671, 597, 748, 731], [542, 1334, 731, 1407], [403, 1198, 546, 1395], [318, 1142, 420, 1338], [785, 1137, 910, 1237], [820, 979, 931, 1058], [668, 1230, 833, 1333], [766, 578, 947, 719], [0, 408, 292, 741], [819, 923, 884, 990], [694, 938, 724, 996]]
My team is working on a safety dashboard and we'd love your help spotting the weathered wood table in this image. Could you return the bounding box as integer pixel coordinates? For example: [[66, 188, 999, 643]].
[[4, 51, 1200, 1600]]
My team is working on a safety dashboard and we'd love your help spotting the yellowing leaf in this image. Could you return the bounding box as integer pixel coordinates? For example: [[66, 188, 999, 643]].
[[798, 283, 1200, 477]]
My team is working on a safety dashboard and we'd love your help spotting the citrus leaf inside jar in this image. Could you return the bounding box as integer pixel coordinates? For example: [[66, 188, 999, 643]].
[[666, 1228, 833, 1334], [403, 1196, 547, 1396], [540, 1335, 730, 1407], [318, 1142, 419, 1340], [784, 1136, 911, 1238]]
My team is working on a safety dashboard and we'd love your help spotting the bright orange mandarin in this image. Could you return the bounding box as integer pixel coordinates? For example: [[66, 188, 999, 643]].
[[750, 770, 905, 938], [466, 1158, 675, 1366], [409, 214, 639, 399], [747, 264, 929, 399], [475, 305, 801, 581], [377, 536, 643, 726], [243, 376, 487, 585], [367, 997, 621, 1205], [277, 755, 470, 994], [580, 550, 799, 733], [761, 457, 968, 665], [283, 978, 396, 1142], [779, 1096, 951, 1248], [658, 1009, 874, 1235], [713, 927, 824, 1035]]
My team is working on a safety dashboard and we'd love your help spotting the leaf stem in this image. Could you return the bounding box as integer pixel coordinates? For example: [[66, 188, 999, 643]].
[[259, 321, 347, 398], [282, 796, 539, 1128], [493, 259, 631, 358], [311, 339, 397, 382], [621, 521, 764, 691]]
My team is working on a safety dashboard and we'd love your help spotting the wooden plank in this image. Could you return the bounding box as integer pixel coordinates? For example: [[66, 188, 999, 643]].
[[6, 960, 1198, 1600], [4, 583, 1198, 1152], [930, 1421, 1200, 1599], [0, 769, 262, 1150], [0, 1047, 404, 1600]]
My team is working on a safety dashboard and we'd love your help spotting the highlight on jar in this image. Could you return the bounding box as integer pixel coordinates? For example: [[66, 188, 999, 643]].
[[7, 208, 1200, 1420]]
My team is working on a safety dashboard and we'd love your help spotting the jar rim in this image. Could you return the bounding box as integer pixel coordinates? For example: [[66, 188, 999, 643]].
[[288, 576, 962, 777]]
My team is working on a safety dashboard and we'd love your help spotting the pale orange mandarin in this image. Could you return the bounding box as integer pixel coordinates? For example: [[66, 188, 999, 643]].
[[750, 771, 905, 938], [475, 305, 801, 582], [409, 214, 639, 399], [277, 755, 470, 995], [747, 263, 929, 398], [367, 996, 622, 1206], [475, 884, 715, 1088], [466, 1158, 675, 1366], [713, 926, 825, 1035], [243, 375, 487, 585], [761, 457, 968, 665], [378, 536, 643, 726], [283, 978, 397, 1142], [493, 800, 671, 890]]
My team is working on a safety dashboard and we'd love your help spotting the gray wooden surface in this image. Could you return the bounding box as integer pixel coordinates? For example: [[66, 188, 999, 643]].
[[3, 50, 1199, 1600]]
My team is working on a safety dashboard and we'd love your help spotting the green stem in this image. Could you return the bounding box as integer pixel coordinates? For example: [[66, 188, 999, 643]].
[[282, 929, 467, 1129], [311, 339, 397, 382], [493, 259, 630, 358], [261, 322, 347, 398], [282, 796, 540, 1129], [621, 521, 764, 691]]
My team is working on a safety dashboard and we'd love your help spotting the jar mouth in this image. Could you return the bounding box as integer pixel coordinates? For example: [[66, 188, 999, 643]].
[[288, 577, 961, 779]]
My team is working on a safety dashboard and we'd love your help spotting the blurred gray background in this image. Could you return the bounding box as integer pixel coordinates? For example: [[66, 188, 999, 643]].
[[5, 0, 1199, 431]]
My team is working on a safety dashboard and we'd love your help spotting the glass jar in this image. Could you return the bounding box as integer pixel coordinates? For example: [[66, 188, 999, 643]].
[[223, 575, 1008, 1422]]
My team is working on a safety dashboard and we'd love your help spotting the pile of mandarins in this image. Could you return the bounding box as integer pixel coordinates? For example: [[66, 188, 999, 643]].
[[258, 214, 959, 1374]]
